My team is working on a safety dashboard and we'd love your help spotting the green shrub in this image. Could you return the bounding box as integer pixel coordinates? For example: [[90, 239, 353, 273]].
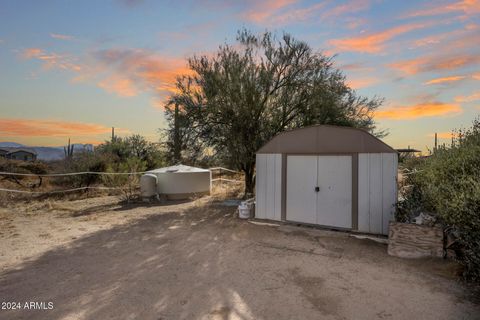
[[400, 118, 480, 281]]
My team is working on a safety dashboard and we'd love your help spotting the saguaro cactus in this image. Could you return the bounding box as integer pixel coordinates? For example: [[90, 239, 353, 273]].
[[64, 138, 74, 160]]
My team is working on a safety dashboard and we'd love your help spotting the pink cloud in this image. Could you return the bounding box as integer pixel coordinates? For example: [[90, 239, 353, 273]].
[[346, 76, 378, 89], [243, 0, 297, 23], [424, 75, 466, 85], [329, 23, 426, 53], [455, 91, 480, 102], [97, 75, 138, 97], [322, 0, 371, 19], [389, 54, 480, 74], [407, 0, 480, 18]]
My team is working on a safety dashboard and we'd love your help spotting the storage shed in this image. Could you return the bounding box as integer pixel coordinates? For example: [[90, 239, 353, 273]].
[[255, 125, 398, 235]]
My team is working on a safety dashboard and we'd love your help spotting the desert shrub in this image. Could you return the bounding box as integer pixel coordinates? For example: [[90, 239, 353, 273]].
[[58, 152, 109, 188], [102, 157, 146, 202], [0, 158, 49, 189], [400, 118, 480, 281], [96, 134, 166, 170]]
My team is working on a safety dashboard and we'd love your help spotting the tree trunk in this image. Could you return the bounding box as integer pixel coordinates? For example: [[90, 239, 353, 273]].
[[243, 163, 255, 198]]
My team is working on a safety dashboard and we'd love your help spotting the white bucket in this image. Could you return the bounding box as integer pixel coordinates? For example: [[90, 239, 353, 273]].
[[238, 204, 250, 219]]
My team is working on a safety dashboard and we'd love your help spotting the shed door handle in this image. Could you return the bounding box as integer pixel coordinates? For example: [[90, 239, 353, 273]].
[[315, 186, 320, 192]]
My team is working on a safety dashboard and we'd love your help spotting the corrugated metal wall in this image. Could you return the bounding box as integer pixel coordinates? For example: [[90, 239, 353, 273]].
[[358, 153, 398, 235], [255, 152, 397, 235], [255, 154, 282, 221]]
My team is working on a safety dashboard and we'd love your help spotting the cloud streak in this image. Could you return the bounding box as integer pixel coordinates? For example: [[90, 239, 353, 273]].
[[424, 75, 465, 85], [455, 91, 480, 102], [329, 23, 426, 53], [243, 0, 297, 23], [376, 102, 462, 119], [407, 0, 480, 18], [389, 54, 480, 74], [0, 118, 115, 137], [50, 33, 74, 40]]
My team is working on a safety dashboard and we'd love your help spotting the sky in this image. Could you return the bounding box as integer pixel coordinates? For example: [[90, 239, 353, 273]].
[[0, 0, 479, 152]]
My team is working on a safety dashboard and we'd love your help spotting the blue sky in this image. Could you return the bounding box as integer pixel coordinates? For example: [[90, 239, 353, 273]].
[[0, 0, 479, 151]]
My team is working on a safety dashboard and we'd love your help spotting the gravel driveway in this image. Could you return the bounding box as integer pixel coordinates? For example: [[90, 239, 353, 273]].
[[0, 196, 478, 320]]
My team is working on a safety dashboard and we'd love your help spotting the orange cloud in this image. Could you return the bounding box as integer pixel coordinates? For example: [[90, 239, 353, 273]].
[[243, 0, 297, 23], [407, 0, 480, 17], [50, 33, 74, 40], [389, 54, 480, 75], [376, 102, 462, 119], [322, 0, 371, 19], [21, 47, 190, 101], [21, 48, 82, 72], [424, 75, 465, 85], [94, 49, 191, 97], [268, 2, 326, 25], [472, 73, 480, 80], [0, 118, 115, 137], [346, 77, 377, 89], [329, 23, 426, 53], [22, 48, 44, 59], [455, 91, 480, 102], [98, 75, 138, 97]]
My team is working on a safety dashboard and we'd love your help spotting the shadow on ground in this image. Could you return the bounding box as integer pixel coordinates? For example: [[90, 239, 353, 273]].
[[0, 199, 478, 320]]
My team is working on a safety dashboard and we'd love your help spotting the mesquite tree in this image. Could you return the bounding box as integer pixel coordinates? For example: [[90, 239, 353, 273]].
[[164, 29, 383, 195]]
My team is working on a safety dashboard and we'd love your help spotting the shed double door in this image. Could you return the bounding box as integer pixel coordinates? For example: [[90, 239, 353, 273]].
[[286, 155, 352, 229]]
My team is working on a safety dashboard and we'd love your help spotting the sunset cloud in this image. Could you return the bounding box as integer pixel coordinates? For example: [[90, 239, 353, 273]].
[[329, 23, 426, 53], [243, 0, 297, 23], [267, 2, 326, 25], [389, 54, 480, 74], [407, 0, 480, 18], [21, 48, 82, 72], [424, 75, 465, 85], [0, 118, 114, 137], [376, 102, 462, 119], [322, 0, 371, 19], [455, 91, 480, 102], [50, 33, 74, 40], [346, 77, 378, 89], [21, 47, 189, 100], [94, 48, 191, 97], [97, 75, 138, 97]]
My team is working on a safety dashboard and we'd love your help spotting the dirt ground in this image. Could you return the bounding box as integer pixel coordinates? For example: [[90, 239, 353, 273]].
[[0, 195, 479, 320]]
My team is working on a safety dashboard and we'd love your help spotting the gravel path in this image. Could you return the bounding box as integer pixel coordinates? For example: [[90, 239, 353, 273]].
[[0, 196, 478, 320]]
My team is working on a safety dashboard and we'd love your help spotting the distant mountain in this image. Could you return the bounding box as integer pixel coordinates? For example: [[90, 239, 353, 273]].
[[0, 142, 24, 148], [0, 142, 94, 161]]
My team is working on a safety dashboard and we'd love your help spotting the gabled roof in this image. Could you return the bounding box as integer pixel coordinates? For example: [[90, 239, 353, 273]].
[[257, 125, 396, 154], [0, 147, 37, 155]]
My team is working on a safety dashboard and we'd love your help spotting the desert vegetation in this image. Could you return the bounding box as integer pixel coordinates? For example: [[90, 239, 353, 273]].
[[164, 29, 384, 195], [398, 118, 480, 281]]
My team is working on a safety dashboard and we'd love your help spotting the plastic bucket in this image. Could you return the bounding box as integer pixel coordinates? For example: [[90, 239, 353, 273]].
[[238, 204, 250, 219]]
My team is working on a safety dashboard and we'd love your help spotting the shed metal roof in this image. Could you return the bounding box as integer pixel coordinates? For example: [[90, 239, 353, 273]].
[[257, 125, 396, 154]]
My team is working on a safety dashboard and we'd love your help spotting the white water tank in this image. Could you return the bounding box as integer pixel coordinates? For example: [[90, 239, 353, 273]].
[[140, 173, 157, 198], [146, 164, 211, 200]]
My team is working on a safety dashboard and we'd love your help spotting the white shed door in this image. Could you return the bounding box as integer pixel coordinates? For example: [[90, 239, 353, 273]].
[[286, 155, 352, 229], [286, 156, 317, 224], [316, 156, 352, 228]]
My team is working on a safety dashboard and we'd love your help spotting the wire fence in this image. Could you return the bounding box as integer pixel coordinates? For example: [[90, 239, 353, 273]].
[[0, 167, 244, 194]]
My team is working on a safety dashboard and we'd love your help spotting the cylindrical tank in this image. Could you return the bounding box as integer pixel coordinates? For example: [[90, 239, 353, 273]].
[[147, 165, 211, 200], [140, 173, 158, 198]]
